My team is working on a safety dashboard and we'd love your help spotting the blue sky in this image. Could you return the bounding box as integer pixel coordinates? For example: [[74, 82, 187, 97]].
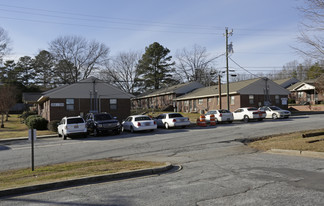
[[0, 0, 306, 76]]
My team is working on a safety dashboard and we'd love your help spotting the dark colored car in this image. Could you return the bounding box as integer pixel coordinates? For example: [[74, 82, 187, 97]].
[[85, 113, 121, 136]]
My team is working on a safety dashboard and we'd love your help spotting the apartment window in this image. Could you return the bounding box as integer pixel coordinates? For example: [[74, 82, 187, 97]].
[[66, 99, 74, 111], [275, 95, 279, 104], [249, 95, 254, 104], [297, 92, 303, 98], [231, 96, 235, 105], [110, 99, 117, 110], [198, 99, 203, 105], [184, 100, 189, 106]]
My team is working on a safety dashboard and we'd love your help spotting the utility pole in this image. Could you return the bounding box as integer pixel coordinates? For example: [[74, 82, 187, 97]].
[[225, 27, 233, 110], [218, 75, 222, 109]]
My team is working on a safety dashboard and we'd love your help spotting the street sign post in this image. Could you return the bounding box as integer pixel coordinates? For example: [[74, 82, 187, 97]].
[[28, 129, 36, 171]]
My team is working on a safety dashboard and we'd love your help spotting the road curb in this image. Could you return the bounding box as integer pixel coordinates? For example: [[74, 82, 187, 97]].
[[0, 134, 58, 143], [267, 149, 324, 158], [0, 162, 174, 197]]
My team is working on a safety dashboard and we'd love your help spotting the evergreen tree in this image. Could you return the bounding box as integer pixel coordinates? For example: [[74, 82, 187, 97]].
[[34, 50, 55, 88], [136, 42, 176, 91]]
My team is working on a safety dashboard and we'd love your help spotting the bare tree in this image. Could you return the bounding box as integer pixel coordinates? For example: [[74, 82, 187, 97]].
[[314, 74, 324, 94], [0, 27, 11, 64], [0, 85, 16, 128], [296, 0, 324, 60], [100, 51, 141, 94], [49, 36, 110, 83], [175, 44, 220, 85]]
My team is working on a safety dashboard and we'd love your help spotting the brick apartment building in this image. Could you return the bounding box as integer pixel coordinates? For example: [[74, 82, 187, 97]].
[[175, 78, 290, 113], [37, 77, 134, 121]]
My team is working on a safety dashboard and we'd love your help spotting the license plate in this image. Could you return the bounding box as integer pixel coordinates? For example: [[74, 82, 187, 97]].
[[74, 125, 79, 128], [145, 122, 150, 126]]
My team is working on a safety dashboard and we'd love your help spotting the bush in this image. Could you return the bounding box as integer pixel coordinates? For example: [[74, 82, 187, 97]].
[[26, 116, 48, 130], [21, 110, 37, 122], [48, 120, 60, 132], [25, 115, 39, 126]]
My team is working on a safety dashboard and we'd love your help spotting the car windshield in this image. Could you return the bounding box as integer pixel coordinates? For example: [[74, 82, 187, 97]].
[[219, 110, 230, 113], [67, 118, 84, 124], [135, 116, 151, 121], [169, 113, 183, 118], [247, 107, 258, 111], [269, 106, 281, 110], [206, 111, 216, 115], [94, 114, 112, 121]]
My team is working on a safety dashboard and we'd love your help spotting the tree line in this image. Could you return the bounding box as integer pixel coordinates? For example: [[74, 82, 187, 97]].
[[1, 0, 324, 112]]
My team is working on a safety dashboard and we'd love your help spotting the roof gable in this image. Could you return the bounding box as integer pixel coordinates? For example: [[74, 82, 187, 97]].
[[177, 78, 290, 100], [136, 81, 204, 99], [38, 77, 134, 102]]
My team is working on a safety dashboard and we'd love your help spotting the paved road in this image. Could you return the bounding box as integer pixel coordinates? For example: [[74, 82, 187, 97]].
[[1, 114, 324, 205]]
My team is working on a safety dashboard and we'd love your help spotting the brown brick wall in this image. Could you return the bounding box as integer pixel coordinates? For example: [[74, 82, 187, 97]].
[[175, 94, 289, 113], [39, 98, 131, 122]]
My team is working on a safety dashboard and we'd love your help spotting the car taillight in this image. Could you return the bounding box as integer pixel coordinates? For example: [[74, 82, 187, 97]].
[[219, 113, 222, 117], [137, 122, 141, 126], [154, 121, 156, 125], [173, 119, 176, 122]]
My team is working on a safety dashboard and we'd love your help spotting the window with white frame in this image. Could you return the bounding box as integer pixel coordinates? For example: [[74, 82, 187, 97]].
[[66, 99, 74, 111], [198, 99, 203, 105], [217, 97, 220, 105], [249, 95, 254, 104], [110, 99, 117, 110], [297, 92, 303, 98], [275, 95, 279, 104], [231, 96, 235, 105]]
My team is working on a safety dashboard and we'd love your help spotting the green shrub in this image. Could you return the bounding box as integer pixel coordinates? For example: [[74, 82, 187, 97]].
[[26, 116, 48, 130], [48, 120, 60, 132], [21, 111, 37, 122], [25, 115, 39, 126]]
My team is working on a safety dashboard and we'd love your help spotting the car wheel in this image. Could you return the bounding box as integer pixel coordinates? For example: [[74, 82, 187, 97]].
[[114, 129, 121, 135], [93, 129, 98, 136], [130, 126, 134, 133], [58, 133, 61, 137], [243, 115, 249, 123], [165, 123, 170, 129], [272, 113, 278, 119], [62, 132, 67, 140]]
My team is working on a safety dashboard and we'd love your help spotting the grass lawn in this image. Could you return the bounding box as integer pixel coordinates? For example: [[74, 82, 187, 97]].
[[0, 114, 56, 139], [248, 129, 324, 153], [0, 158, 166, 190]]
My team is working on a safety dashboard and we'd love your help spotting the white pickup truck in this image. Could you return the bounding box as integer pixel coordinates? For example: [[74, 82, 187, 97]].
[[233, 107, 266, 122]]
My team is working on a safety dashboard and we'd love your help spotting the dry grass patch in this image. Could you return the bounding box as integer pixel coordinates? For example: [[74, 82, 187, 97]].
[[248, 129, 324, 152], [0, 158, 165, 190], [0, 114, 55, 139]]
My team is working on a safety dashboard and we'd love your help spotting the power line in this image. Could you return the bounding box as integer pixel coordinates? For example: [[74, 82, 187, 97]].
[[229, 57, 261, 78], [0, 3, 225, 31]]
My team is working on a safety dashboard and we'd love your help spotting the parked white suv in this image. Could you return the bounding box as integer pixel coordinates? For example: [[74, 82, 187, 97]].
[[57, 116, 87, 140]]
